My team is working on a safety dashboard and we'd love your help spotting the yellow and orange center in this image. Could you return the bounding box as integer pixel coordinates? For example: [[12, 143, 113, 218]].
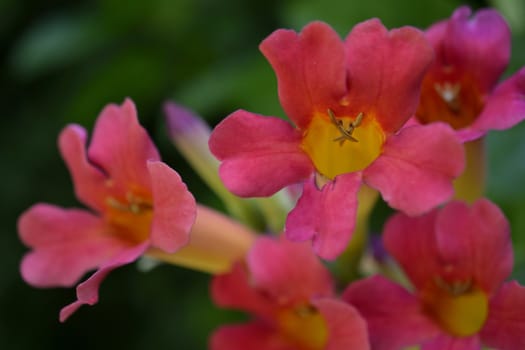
[[105, 191, 153, 244], [301, 110, 385, 181], [416, 68, 484, 130], [421, 277, 489, 337], [277, 304, 328, 350]]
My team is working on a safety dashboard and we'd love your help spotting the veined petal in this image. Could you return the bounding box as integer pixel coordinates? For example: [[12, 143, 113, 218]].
[[87, 98, 160, 197], [345, 19, 433, 133], [148, 161, 196, 253], [443, 7, 510, 92], [435, 199, 513, 294], [473, 67, 525, 131], [314, 298, 370, 350], [247, 237, 333, 304], [210, 323, 295, 350], [18, 204, 130, 287], [343, 276, 441, 350], [285, 173, 361, 260], [259, 21, 347, 129], [364, 123, 464, 216], [209, 110, 313, 197], [481, 281, 525, 350], [421, 334, 481, 350], [59, 242, 148, 322]]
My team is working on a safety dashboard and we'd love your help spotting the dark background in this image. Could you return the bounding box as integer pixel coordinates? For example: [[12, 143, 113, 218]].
[[1, 0, 524, 348]]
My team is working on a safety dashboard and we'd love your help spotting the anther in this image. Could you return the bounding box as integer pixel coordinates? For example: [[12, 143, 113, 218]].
[[327, 109, 363, 145]]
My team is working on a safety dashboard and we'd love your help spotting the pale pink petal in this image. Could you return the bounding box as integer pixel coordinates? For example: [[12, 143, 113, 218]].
[[313, 298, 370, 350], [87, 98, 160, 196], [18, 203, 130, 287], [59, 242, 148, 322], [247, 237, 333, 305], [473, 67, 525, 131], [443, 7, 510, 92], [209, 110, 313, 197], [382, 209, 441, 291], [285, 173, 362, 260], [435, 199, 513, 294], [211, 262, 276, 320], [58, 125, 108, 212], [364, 123, 464, 216], [259, 21, 347, 129], [148, 161, 196, 253], [481, 281, 525, 350], [421, 334, 481, 350], [343, 275, 441, 350], [210, 323, 295, 350], [345, 19, 433, 133]]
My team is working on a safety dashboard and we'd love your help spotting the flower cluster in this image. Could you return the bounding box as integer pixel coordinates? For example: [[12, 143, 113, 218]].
[[18, 6, 525, 350]]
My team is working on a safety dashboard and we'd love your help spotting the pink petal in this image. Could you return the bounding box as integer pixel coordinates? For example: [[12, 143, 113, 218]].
[[58, 125, 108, 212], [211, 262, 276, 320], [473, 67, 525, 131], [382, 209, 441, 291], [148, 161, 196, 253], [259, 21, 347, 129], [345, 19, 433, 134], [443, 7, 510, 92], [247, 237, 333, 305], [343, 275, 441, 350], [87, 98, 160, 196], [209, 110, 313, 197], [481, 281, 525, 350], [18, 204, 130, 287], [59, 242, 148, 322], [210, 323, 296, 350], [313, 298, 370, 350], [421, 334, 481, 350], [364, 123, 464, 216], [285, 173, 362, 260], [435, 199, 513, 294]]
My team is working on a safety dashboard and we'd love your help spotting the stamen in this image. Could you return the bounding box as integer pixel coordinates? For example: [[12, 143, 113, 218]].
[[107, 193, 152, 214], [327, 109, 363, 145], [434, 82, 461, 112], [434, 276, 472, 296]]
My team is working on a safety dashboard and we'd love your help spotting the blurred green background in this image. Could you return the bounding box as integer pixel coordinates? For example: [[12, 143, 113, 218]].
[[1, 0, 524, 348]]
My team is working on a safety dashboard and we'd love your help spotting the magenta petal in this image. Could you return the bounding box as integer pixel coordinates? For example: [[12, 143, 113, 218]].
[[435, 199, 513, 294], [481, 281, 525, 350], [87, 98, 160, 195], [444, 7, 510, 91], [210, 323, 294, 350], [58, 125, 108, 212], [59, 242, 148, 322], [285, 173, 361, 260], [313, 298, 370, 350], [364, 123, 464, 216], [421, 334, 481, 350], [259, 21, 347, 129], [148, 161, 196, 253], [209, 110, 313, 197], [18, 204, 129, 287], [345, 19, 433, 133], [343, 275, 441, 350], [474, 67, 525, 131], [247, 237, 333, 303]]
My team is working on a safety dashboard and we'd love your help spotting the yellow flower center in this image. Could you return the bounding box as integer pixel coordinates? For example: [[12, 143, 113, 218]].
[[301, 110, 385, 180], [422, 277, 489, 337], [106, 191, 153, 244], [277, 304, 328, 350]]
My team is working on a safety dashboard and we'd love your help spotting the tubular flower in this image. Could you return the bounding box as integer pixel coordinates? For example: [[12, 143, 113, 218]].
[[209, 20, 464, 259], [18, 99, 197, 321], [343, 199, 525, 350], [416, 6, 525, 141], [210, 237, 370, 350]]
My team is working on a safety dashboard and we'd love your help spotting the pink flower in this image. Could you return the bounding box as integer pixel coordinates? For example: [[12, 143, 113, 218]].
[[210, 237, 369, 350], [209, 20, 464, 259], [415, 6, 525, 141], [343, 199, 525, 350], [18, 99, 197, 321]]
